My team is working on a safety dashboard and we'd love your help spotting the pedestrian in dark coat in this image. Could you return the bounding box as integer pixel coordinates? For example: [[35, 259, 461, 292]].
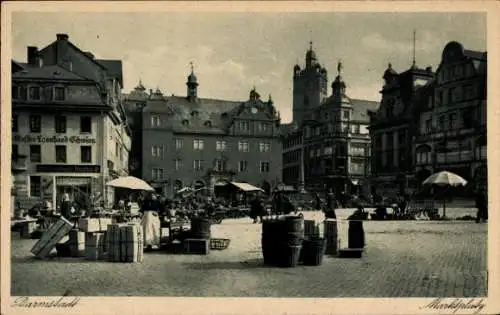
[[314, 193, 322, 211], [475, 189, 488, 223], [324, 190, 337, 219]]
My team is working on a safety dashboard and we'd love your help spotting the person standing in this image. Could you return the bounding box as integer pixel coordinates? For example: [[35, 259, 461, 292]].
[[475, 189, 487, 223], [60, 193, 72, 219], [314, 193, 322, 211], [141, 193, 162, 250], [324, 189, 337, 219]]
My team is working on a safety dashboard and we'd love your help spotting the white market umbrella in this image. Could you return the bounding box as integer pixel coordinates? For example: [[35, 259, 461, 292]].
[[422, 171, 468, 218], [106, 176, 155, 192], [176, 187, 194, 194]]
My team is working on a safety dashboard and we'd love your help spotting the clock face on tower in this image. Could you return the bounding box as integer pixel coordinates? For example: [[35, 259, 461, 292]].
[[251, 107, 258, 114]]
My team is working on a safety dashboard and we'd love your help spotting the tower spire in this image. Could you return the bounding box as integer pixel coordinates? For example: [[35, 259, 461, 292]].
[[412, 29, 416, 68], [337, 60, 343, 76], [189, 61, 194, 73]]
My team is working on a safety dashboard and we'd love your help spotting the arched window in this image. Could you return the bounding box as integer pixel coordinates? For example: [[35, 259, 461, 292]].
[[191, 110, 199, 117], [182, 119, 189, 126], [204, 120, 212, 127]]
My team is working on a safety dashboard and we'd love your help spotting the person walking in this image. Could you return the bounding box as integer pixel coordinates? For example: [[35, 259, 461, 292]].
[[475, 189, 487, 223]]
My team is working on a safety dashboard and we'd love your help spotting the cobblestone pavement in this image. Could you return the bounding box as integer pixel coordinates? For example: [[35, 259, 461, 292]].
[[10, 210, 487, 297]]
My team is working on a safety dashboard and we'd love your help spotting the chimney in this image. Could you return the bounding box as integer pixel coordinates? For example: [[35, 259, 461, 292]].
[[57, 33, 69, 41], [27, 46, 39, 66]]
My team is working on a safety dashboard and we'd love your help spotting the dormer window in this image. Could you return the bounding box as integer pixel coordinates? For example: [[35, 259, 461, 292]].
[[204, 121, 212, 127], [29, 86, 41, 100], [191, 111, 199, 117], [54, 86, 65, 101], [182, 119, 189, 126]]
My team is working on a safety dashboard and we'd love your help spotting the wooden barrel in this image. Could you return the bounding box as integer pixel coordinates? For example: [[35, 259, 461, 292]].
[[190, 217, 211, 239], [85, 232, 105, 260], [304, 220, 320, 239], [277, 244, 302, 268], [276, 215, 304, 268], [68, 229, 85, 257], [323, 220, 338, 255], [301, 237, 326, 266]]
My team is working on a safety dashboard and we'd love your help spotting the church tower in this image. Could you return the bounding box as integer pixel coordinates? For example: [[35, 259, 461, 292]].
[[292, 42, 328, 125], [186, 62, 198, 102]]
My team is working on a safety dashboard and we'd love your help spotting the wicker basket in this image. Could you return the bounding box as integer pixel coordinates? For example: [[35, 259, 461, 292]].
[[210, 238, 230, 250]]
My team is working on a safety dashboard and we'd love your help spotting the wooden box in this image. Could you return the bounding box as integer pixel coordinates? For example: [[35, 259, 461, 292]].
[[107, 223, 143, 263], [78, 218, 113, 233], [31, 217, 73, 259], [85, 232, 106, 260], [68, 229, 86, 257], [20, 220, 38, 239], [183, 238, 210, 255]]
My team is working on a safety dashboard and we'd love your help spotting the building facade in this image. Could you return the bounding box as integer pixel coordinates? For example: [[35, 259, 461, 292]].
[[123, 71, 282, 197], [282, 46, 379, 196], [11, 34, 131, 211], [368, 63, 435, 196], [413, 41, 487, 194]]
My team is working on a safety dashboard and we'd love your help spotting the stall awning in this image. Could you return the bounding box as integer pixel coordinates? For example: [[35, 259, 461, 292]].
[[229, 182, 264, 192]]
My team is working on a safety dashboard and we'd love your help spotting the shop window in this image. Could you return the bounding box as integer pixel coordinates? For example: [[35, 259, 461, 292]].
[[55, 145, 67, 163], [29, 176, 41, 197], [81, 146, 92, 163], [30, 145, 41, 162], [30, 115, 41, 133], [80, 116, 92, 133], [55, 116, 67, 133]]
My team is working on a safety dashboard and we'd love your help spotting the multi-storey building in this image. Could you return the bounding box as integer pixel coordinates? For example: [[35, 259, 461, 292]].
[[11, 34, 131, 210], [368, 62, 435, 196], [282, 45, 378, 195], [413, 41, 487, 194], [123, 70, 282, 197]]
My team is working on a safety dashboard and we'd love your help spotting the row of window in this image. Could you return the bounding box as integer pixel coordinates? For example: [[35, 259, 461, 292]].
[[437, 63, 476, 83], [150, 114, 273, 132], [151, 161, 272, 180], [12, 85, 66, 101], [435, 84, 478, 107], [12, 115, 92, 134], [153, 139, 272, 155], [421, 109, 477, 134], [415, 145, 486, 164], [304, 123, 367, 138], [13, 144, 92, 163]]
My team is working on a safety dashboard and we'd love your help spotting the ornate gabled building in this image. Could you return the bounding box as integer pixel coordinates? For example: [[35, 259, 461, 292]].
[[123, 69, 282, 197], [368, 62, 435, 196], [11, 34, 131, 211], [413, 41, 487, 195], [283, 45, 379, 196]]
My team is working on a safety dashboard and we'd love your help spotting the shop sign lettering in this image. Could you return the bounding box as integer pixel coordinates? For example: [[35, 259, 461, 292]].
[[13, 135, 96, 144]]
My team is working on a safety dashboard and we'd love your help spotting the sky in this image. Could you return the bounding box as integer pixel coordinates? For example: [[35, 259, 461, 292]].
[[11, 12, 486, 123]]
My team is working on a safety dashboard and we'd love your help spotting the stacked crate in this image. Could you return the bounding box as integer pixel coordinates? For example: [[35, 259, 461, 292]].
[[78, 217, 111, 261], [30, 217, 73, 259], [107, 223, 144, 263]]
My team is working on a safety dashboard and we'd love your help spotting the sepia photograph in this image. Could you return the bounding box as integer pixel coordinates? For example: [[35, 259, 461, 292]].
[[1, 1, 499, 314]]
